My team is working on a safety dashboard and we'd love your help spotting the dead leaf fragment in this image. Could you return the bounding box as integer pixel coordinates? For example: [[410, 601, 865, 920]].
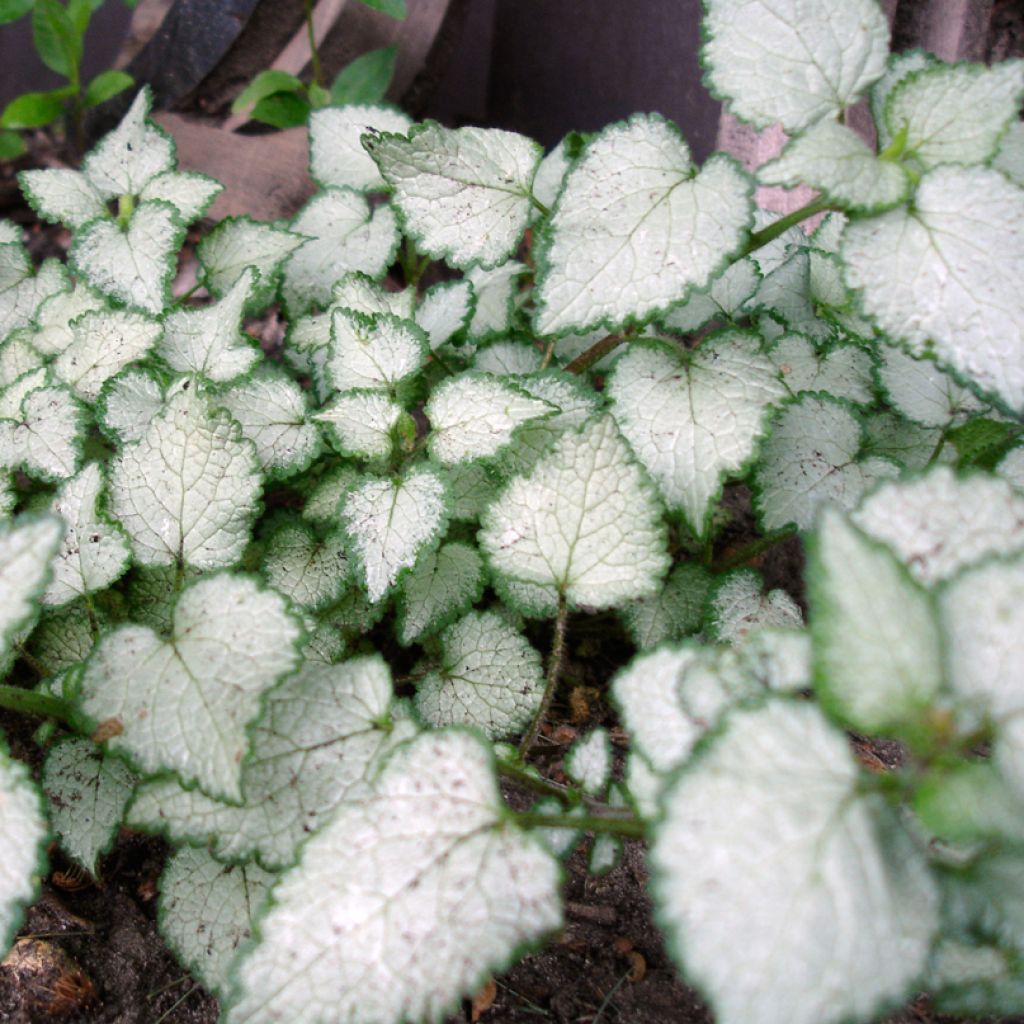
[[0, 938, 96, 1017], [471, 976, 497, 1021]]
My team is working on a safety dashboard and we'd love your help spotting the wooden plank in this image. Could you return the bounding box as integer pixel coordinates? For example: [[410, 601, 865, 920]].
[[154, 113, 314, 222], [895, 0, 993, 61]]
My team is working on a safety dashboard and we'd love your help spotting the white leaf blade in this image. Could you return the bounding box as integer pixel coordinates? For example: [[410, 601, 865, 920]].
[[770, 334, 875, 406], [0, 744, 48, 951], [364, 122, 541, 270], [224, 730, 562, 1024], [159, 847, 274, 996], [0, 384, 85, 482], [28, 281, 107, 359], [42, 737, 135, 873], [426, 372, 554, 465], [876, 345, 987, 428], [43, 463, 132, 606], [886, 61, 1024, 170], [216, 372, 321, 479], [416, 279, 474, 350], [608, 335, 786, 537], [466, 261, 525, 341], [79, 574, 301, 802], [852, 467, 1024, 587], [82, 88, 175, 199], [759, 120, 911, 213], [396, 540, 485, 646], [71, 201, 184, 315], [479, 415, 670, 612], [702, 0, 889, 132], [843, 166, 1024, 413], [129, 655, 416, 869], [0, 249, 67, 340], [314, 389, 401, 460], [110, 384, 261, 570], [707, 570, 802, 644], [565, 728, 611, 796], [308, 105, 413, 192], [415, 611, 544, 739], [282, 188, 399, 316], [159, 270, 259, 383], [325, 309, 426, 394], [754, 394, 899, 532], [808, 507, 943, 733], [54, 309, 162, 401], [652, 700, 939, 1024], [139, 170, 222, 223], [662, 257, 761, 334], [18, 169, 106, 229], [534, 116, 752, 336], [198, 217, 305, 313], [96, 368, 164, 444], [0, 515, 62, 657], [611, 645, 708, 773], [261, 524, 348, 611], [342, 467, 448, 603], [620, 562, 712, 650]]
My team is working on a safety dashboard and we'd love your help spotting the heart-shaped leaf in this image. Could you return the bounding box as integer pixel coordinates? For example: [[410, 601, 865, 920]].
[[534, 115, 752, 336], [71, 201, 185, 314], [79, 573, 301, 802]]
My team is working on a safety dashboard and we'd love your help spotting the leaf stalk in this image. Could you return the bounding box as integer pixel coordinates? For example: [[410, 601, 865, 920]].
[[512, 809, 646, 839], [741, 194, 835, 257], [564, 331, 630, 375], [0, 684, 73, 723], [518, 594, 568, 757]]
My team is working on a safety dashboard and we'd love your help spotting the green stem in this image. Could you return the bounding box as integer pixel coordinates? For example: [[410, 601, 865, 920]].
[[741, 195, 835, 257], [174, 281, 203, 306], [925, 426, 949, 468], [700, 531, 714, 568], [565, 332, 629, 375], [303, 0, 324, 89], [497, 758, 575, 806], [518, 595, 568, 757], [400, 237, 430, 289], [712, 526, 797, 573], [84, 596, 100, 642], [0, 684, 73, 723], [528, 194, 551, 218], [512, 809, 647, 839]]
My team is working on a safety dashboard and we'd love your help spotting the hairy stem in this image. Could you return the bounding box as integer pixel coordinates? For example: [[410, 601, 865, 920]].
[[497, 758, 576, 806], [512, 809, 647, 839], [741, 194, 835, 257], [712, 526, 797, 573], [0, 684, 73, 723], [565, 332, 629, 375], [518, 595, 568, 757]]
